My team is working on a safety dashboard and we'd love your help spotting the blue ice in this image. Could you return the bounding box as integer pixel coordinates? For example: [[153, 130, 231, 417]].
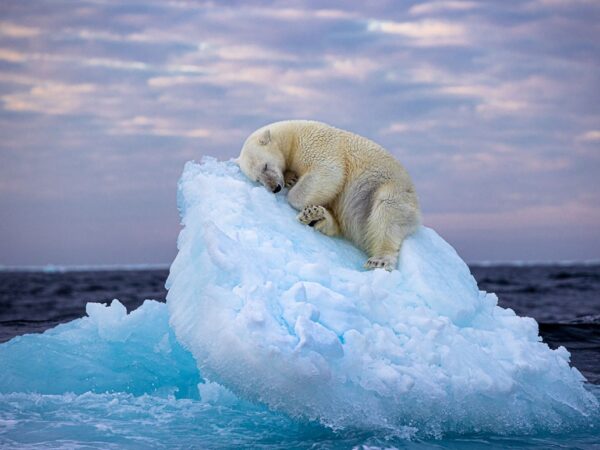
[[0, 300, 199, 398]]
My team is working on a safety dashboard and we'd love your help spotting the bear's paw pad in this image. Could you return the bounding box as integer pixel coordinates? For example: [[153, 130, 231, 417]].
[[297, 205, 326, 227]]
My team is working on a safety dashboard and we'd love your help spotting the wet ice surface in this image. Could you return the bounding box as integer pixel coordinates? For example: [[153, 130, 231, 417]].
[[1, 159, 599, 448]]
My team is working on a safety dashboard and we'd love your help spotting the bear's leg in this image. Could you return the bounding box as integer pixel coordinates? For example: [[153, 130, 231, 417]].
[[287, 169, 344, 211], [364, 184, 419, 271], [297, 205, 340, 236]]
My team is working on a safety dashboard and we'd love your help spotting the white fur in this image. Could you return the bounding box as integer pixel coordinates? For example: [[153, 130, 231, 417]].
[[238, 120, 421, 270]]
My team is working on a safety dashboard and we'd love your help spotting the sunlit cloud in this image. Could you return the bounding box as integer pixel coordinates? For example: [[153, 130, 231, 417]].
[[0, 48, 26, 62], [577, 130, 600, 142], [436, 76, 565, 116], [210, 44, 296, 62], [147, 54, 379, 96], [447, 148, 571, 175], [0, 48, 209, 76], [367, 19, 469, 46], [408, 1, 479, 16], [62, 28, 199, 47], [2, 83, 96, 115], [0, 72, 40, 86], [0, 49, 153, 72], [111, 116, 212, 138], [0, 22, 40, 38], [203, 6, 357, 22], [382, 120, 438, 134], [324, 56, 380, 80], [247, 7, 356, 21], [147, 75, 203, 88]]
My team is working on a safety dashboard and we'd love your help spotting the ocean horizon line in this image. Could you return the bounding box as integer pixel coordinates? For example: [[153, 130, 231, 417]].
[[1, 260, 600, 273], [0, 263, 171, 273]]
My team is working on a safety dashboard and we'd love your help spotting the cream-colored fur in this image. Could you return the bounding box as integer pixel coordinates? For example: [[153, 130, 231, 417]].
[[237, 120, 421, 270]]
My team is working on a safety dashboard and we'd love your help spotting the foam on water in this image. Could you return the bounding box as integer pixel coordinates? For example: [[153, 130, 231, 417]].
[[0, 391, 338, 449], [166, 158, 598, 436]]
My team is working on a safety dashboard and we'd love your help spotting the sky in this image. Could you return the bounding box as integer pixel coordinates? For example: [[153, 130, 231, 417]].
[[0, 0, 599, 265]]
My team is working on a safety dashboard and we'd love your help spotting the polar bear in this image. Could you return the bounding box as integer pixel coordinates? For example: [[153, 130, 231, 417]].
[[237, 120, 421, 270]]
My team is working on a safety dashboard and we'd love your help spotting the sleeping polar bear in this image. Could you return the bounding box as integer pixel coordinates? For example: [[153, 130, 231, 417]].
[[237, 120, 421, 271]]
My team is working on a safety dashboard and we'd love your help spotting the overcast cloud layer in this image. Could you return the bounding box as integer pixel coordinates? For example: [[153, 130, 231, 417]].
[[1, 0, 599, 265]]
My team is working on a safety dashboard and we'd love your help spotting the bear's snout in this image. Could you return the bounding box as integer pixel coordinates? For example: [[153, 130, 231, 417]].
[[261, 169, 283, 194]]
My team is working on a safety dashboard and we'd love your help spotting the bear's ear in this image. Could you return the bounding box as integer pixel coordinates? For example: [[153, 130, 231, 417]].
[[258, 129, 271, 145]]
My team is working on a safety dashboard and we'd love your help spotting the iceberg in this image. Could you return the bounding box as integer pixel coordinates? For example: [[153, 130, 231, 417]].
[[166, 157, 598, 436], [0, 300, 200, 399]]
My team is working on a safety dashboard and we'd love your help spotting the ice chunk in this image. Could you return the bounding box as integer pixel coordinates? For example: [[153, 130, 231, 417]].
[[166, 158, 598, 436], [0, 300, 200, 399]]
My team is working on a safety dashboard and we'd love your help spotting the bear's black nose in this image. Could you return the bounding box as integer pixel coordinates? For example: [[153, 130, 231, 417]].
[[273, 184, 282, 193]]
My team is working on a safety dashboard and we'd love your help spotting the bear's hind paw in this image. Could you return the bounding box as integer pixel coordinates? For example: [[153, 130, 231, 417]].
[[365, 255, 397, 271]]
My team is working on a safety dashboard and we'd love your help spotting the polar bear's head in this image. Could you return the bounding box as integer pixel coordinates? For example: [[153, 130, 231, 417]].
[[237, 128, 285, 193]]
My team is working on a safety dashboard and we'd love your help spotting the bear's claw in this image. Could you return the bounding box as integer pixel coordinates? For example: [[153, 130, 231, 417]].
[[298, 205, 326, 226], [365, 256, 397, 271], [284, 170, 298, 189]]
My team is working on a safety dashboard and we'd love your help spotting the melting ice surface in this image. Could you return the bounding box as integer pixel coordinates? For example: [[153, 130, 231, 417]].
[[1, 158, 599, 448]]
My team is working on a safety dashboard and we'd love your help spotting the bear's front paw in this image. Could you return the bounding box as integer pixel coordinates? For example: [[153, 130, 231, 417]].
[[365, 255, 397, 271], [297, 205, 326, 227], [284, 170, 298, 188]]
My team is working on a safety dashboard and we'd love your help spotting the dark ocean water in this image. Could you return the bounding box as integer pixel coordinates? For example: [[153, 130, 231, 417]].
[[1, 264, 599, 384]]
